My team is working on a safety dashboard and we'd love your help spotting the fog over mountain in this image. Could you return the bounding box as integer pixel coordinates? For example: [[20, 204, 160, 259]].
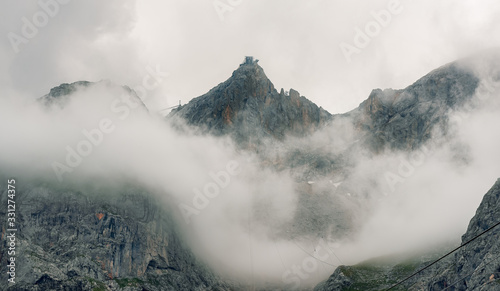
[[1, 1, 500, 290], [1, 50, 500, 290]]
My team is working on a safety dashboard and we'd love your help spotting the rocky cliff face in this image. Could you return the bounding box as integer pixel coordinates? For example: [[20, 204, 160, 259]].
[[168, 58, 331, 146], [424, 178, 500, 290], [0, 178, 233, 291]]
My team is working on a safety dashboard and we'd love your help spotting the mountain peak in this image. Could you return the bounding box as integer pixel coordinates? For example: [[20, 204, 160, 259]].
[[223, 56, 276, 100], [237, 56, 259, 68], [168, 57, 331, 144], [38, 80, 148, 112]]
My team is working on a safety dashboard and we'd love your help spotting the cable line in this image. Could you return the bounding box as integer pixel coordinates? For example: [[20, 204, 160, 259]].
[[386, 219, 500, 290], [291, 240, 338, 268]]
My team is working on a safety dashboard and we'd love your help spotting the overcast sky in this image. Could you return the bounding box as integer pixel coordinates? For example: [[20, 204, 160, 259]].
[[1, 0, 500, 113]]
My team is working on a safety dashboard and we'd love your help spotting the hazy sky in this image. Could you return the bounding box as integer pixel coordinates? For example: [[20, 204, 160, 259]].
[[1, 0, 500, 113]]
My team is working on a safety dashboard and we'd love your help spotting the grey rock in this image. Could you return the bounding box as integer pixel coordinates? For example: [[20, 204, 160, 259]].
[[0, 178, 234, 291]]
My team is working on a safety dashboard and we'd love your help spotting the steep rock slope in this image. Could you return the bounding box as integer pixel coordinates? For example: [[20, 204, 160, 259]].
[[425, 178, 500, 290], [0, 178, 233, 291]]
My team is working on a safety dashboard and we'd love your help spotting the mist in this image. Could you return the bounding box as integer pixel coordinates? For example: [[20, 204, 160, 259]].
[[0, 58, 498, 288]]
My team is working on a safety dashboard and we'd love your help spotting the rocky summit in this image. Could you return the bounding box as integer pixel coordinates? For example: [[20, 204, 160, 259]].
[[168, 57, 331, 146]]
